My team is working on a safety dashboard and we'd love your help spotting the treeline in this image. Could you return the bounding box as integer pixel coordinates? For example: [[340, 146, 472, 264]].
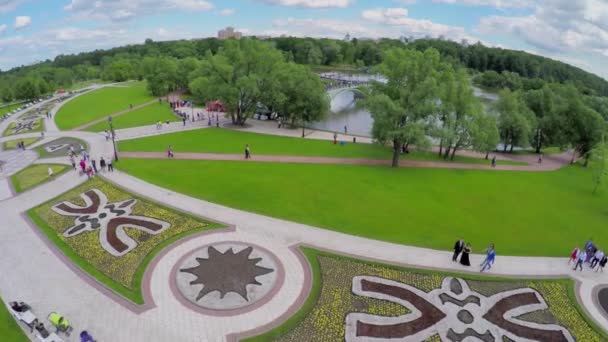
[[2, 36, 608, 101]]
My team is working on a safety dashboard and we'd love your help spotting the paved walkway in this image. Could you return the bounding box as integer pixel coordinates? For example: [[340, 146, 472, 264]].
[[0, 89, 605, 341], [120, 151, 569, 171]]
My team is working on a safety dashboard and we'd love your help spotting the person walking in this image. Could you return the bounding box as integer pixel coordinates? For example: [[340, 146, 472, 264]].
[[452, 239, 464, 262], [480, 243, 496, 272], [597, 255, 608, 272], [574, 249, 587, 271], [333, 133, 338, 145], [538, 153, 543, 164], [344, 125, 348, 134], [460, 243, 471, 266], [105, 130, 110, 141], [100, 157, 106, 172], [491, 156, 497, 168], [182, 116, 186, 126], [245, 144, 251, 159], [167, 145, 174, 158], [591, 249, 604, 269], [91, 159, 98, 174], [48, 167, 54, 179], [569, 247, 580, 265], [70, 155, 76, 170], [79, 159, 86, 173], [107, 158, 114, 172]]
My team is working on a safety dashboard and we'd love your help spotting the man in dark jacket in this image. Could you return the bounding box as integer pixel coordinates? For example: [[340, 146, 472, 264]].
[[453, 239, 464, 262]]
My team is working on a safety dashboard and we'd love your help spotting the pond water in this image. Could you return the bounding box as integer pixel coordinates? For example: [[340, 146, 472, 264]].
[[311, 73, 499, 138]]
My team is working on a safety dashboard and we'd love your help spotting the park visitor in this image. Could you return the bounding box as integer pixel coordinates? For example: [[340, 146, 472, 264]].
[[245, 144, 251, 159], [460, 243, 471, 266], [452, 239, 464, 262], [538, 154, 543, 164], [569, 247, 580, 265], [491, 156, 497, 168], [167, 145, 174, 158], [480, 243, 496, 272], [100, 157, 106, 171], [107, 158, 114, 172], [574, 249, 587, 271], [48, 167, 53, 179], [598, 255, 608, 272], [592, 249, 605, 269], [92, 159, 98, 173]]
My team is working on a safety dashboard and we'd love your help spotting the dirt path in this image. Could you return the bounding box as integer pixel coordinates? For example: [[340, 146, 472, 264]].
[[120, 151, 572, 171], [72, 100, 159, 131]]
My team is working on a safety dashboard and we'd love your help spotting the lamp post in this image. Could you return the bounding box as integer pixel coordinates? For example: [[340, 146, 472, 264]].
[[108, 116, 118, 162]]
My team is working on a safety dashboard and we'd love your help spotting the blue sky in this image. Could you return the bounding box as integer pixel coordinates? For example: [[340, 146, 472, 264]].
[[0, 0, 607, 79]]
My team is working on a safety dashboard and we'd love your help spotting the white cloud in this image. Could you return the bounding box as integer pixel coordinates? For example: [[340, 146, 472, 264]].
[[218, 8, 235, 16], [271, 17, 391, 39], [361, 7, 477, 42], [392, 0, 417, 5], [0, 24, 6, 34], [253, 0, 352, 8], [14, 15, 30, 29], [64, 0, 214, 21], [431, 0, 534, 8]]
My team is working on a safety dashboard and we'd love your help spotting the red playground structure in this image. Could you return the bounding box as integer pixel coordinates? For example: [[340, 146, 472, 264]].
[[206, 100, 226, 112]]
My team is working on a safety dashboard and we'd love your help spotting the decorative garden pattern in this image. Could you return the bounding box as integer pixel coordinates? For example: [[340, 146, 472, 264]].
[[175, 242, 280, 312], [3, 114, 43, 136], [38, 137, 87, 158], [29, 177, 214, 293], [263, 250, 604, 342]]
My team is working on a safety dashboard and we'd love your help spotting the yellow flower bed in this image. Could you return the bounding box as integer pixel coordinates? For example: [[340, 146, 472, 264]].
[[275, 252, 602, 341], [32, 177, 210, 289]]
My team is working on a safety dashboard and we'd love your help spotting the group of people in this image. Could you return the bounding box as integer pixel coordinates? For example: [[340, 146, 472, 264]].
[[69, 147, 113, 178], [14, 140, 28, 150], [452, 239, 496, 272], [570, 239, 608, 272]]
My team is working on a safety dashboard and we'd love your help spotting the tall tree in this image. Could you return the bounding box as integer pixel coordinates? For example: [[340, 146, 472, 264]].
[[495, 90, 536, 152], [270, 63, 329, 136], [142, 56, 177, 96], [360, 48, 441, 167], [189, 39, 284, 125], [472, 113, 500, 159]]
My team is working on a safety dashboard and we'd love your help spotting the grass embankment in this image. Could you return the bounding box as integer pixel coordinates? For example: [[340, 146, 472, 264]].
[[0, 298, 28, 342], [85, 103, 179, 132], [118, 128, 525, 165], [55, 85, 154, 130], [118, 159, 604, 257], [0, 103, 21, 116]]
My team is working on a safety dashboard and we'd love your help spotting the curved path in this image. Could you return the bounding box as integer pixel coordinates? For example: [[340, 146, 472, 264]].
[[0, 92, 605, 342], [119, 151, 570, 171]]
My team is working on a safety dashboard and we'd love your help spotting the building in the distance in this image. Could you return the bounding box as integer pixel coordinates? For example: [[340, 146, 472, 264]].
[[218, 27, 242, 40]]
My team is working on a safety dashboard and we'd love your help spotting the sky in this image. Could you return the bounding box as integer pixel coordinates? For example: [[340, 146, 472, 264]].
[[0, 0, 607, 79]]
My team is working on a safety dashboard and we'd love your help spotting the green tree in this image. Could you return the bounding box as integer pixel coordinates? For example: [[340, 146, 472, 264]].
[[495, 90, 536, 152], [472, 113, 500, 159], [361, 48, 441, 167], [270, 63, 329, 136], [14, 78, 40, 100], [142, 56, 177, 96], [590, 139, 608, 193], [189, 39, 284, 125], [175, 57, 200, 90]]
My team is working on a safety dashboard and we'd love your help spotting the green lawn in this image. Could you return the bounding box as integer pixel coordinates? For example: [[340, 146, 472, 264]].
[[3, 137, 40, 150], [0, 298, 28, 342], [55, 86, 154, 130], [63, 79, 105, 91], [85, 103, 179, 132], [11, 164, 69, 193], [118, 128, 525, 165], [118, 159, 606, 257], [0, 103, 21, 116]]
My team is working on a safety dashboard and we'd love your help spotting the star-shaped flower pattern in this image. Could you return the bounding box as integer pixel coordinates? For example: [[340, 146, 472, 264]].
[[180, 246, 274, 301]]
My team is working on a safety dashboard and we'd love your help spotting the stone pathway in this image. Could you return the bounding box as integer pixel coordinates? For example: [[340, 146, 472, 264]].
[[0, 89, 605, 342], [120, 151, 569, 171], [0, 150, 38, 178]]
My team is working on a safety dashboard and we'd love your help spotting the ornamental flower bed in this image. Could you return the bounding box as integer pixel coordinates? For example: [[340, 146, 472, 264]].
[[30, 177, 212, 291], [274, 251, 602, 342]]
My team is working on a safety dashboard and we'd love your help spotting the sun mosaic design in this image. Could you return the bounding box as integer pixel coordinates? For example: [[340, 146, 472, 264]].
[[30, 177, 211, 290], [269, 251, 604, 342]]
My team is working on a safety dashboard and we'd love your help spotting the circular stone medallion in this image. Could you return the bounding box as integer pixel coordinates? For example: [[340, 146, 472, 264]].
[[174, 242, 281, 313]]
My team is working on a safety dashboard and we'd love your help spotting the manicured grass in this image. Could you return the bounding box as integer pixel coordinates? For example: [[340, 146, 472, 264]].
[[11, 164, 69, 193], [118, 128, 526, 165], [0, 103, 21, 116], [118, 158, 606, 257], [55, 86, 154, 130], [246, 248, 608, 341], [0, 298, 28, 342], [63, 79, 104, 91], [3, 137, 40, 150], [84, 103, 179, 132]]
